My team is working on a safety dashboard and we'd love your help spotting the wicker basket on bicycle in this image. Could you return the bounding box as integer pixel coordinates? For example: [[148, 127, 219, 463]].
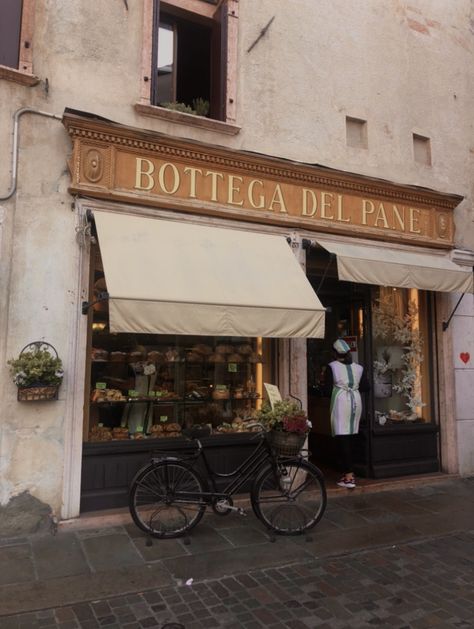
[[266, 430, 306, 457]]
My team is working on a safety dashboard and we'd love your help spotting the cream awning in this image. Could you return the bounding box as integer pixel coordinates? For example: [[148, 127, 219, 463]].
[[315, 237, 473, 293], [93, 211, 325, 337]]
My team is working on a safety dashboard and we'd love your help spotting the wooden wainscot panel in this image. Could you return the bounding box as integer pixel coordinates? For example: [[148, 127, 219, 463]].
[[63, 112, 461, 248]]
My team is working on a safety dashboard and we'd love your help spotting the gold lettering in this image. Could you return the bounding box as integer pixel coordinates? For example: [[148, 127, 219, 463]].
[[301, 188, 317, 217], [336, 194, 350, 222], [362, 199, 375, 225], [409, 207, 421, 233], [158, 162, 180, 194], [392, 205, 406, 231], [374, 203, 389, 228], [248, 179, 265, 209], [267, 184, 287, 213], [204, 170, 224, 202], [227, 175, 244, 206], [183, 167, 202, 199], [134, 158, 155, 190], [320, 192, 334, 219]]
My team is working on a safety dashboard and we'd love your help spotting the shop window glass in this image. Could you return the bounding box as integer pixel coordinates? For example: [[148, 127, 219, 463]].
[[152, 0, 227, 121], [371, 287, 433, 427], [0, 0, 23, 68], [84, 250, 274, 443]]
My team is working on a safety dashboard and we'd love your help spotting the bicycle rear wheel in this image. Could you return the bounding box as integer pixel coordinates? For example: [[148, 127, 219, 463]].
[[129, 460, 206, 538], [251, 459, 326, 535]]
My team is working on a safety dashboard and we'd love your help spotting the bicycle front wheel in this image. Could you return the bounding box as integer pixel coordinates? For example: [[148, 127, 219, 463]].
[[251, 459, 326, 535], [129, 460, 206, 538]]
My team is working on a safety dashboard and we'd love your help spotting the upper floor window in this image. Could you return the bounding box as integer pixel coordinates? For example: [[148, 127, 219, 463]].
[[152, 0, 229, 121], [0, 0, 37, 85], [0, 0, 24, 69], [138, 0, 238, 129]]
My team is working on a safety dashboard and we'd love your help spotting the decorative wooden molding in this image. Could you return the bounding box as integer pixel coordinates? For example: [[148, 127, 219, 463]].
[[63, 110, 462, 249]]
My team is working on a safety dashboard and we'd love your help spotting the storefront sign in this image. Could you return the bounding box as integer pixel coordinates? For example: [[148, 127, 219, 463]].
[[64, 112, 460, 248]]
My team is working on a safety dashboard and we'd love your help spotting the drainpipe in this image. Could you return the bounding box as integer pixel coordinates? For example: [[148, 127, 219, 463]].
[[0, 107, 62, 201]]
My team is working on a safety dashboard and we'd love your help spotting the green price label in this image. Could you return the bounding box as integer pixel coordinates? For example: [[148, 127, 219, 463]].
[[216, 384, 228, 391], [228, 363, 238, 373], [128, 390, 139, 398], [160, 415, 168, 422], [148, 390, 156, 397], [95, 382, 107, 390]]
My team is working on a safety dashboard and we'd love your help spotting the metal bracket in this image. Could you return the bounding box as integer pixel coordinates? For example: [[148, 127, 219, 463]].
[[81, 291, 109, 315], [442, 294, 465, 331]]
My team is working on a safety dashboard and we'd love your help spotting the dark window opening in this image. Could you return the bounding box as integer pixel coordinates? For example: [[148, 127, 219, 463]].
[[0, 0, 23, 69], [152, 2, 226, 121]]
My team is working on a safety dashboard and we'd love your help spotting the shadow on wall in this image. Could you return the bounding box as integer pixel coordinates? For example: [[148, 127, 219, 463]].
[[0, 492, 52, 538]]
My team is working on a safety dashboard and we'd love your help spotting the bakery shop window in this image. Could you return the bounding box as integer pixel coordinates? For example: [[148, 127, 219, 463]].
[[371, 286, 434, 428], [85, 252, 274, 443]]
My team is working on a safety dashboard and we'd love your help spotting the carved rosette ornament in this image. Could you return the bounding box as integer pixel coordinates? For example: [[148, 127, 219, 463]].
[[84, 148, 104, 183]]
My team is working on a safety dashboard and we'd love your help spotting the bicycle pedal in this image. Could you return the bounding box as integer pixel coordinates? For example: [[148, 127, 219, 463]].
[[237, 508, 247, 516]]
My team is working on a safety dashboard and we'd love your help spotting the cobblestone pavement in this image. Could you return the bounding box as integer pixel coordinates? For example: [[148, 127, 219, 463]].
[[2, 530, 473, 629]]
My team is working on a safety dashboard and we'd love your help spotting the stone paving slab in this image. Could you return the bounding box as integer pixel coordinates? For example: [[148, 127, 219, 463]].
[[0, 477, 472, 619], [0, 531, 472, 628]]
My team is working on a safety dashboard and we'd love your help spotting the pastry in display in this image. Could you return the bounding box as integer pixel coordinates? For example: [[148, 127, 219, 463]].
[[237, 344, 253, 356], [215, 344, 233, 354], [89, 425, 113, 442], [164, 422, 181, 433], [131, 432, 145, 440], [127, 350, 145, 363], [185, 351, 203, 363], [112, 427, 129, 440], [165, 348, 180, 362], [109, 351, 127, 363], [192, 343, 213, 356], [147, 350, 163, 362], [92, 348, 109, 361], [149, 424, 164, 437], [208, 352, 225, 363], [233, 387, 244, 399], [227, 353, 242, 363], [212, 387, 230, 400], [91, 388, 126, 403]]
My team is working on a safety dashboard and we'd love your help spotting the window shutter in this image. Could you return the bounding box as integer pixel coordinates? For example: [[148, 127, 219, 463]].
[[151, 0, 161, 105], [0, 0, 23, 69], [211, 0, 228, 121]]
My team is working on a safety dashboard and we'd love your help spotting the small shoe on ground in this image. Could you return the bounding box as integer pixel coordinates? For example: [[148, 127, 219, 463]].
[[337, 475, 356, 489]]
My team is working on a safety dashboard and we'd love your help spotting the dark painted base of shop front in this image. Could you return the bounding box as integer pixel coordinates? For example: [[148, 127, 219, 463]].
[[370, 423, 439, 478], [81, 435, 259, 512], [82, 424, 440, 511], [309, 423, 439, 480]]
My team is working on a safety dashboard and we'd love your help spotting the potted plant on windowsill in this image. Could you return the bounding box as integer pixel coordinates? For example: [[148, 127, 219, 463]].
[[8, 342, 63, 401], [256, 399, 311, 456]]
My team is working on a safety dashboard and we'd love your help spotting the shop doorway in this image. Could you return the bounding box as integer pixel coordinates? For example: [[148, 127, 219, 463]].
[[306, 247, 372, 479], [306, 245, 440, 481]]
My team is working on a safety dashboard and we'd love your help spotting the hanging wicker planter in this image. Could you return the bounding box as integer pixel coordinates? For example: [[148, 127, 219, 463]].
[[17, 384, 59, 402], [267, 430, 306, 457], [8, 341, 63, 402]]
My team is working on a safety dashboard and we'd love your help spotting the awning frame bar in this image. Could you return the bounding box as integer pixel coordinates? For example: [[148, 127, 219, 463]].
[[441, 266, 474, 331]]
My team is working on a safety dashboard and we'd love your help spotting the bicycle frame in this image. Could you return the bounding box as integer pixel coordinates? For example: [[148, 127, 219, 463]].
[[152, 433, 279, 505]]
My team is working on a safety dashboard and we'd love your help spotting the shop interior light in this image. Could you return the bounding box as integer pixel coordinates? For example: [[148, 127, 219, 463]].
[[92, 322, 107, 331]]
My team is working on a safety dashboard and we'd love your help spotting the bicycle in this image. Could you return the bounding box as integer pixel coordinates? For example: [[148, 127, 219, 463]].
[[129, 424, 327, 538]]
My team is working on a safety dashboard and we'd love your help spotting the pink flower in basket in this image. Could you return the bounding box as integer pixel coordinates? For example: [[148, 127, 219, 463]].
[[282, 415, 309, 435]]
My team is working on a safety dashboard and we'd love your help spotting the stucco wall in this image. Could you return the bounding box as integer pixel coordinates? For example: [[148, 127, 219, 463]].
[[1, 0, 473, 519]]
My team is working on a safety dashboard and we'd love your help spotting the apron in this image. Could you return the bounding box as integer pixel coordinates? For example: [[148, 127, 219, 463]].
[[329, 360, 364, 436]]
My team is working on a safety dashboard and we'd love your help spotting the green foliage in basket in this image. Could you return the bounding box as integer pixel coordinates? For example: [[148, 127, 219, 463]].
[[8, 350, 64, 387], [256, 399, 311, 435]]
